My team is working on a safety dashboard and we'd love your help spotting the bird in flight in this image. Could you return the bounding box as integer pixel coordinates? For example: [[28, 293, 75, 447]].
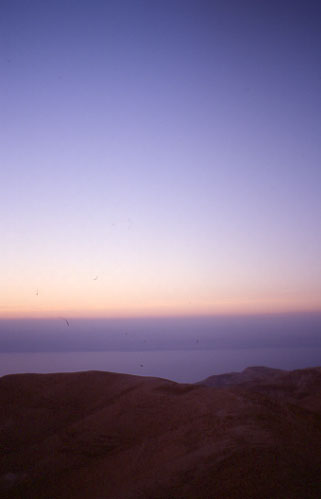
[[93, 276, 98, 280], [60, 317, 70, 327]]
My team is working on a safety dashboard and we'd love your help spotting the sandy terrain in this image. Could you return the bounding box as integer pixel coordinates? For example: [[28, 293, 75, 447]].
[[1, 366, 320, 498]]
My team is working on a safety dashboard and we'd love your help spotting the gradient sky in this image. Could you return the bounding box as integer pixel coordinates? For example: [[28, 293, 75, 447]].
[[1, 0, 321, 318]]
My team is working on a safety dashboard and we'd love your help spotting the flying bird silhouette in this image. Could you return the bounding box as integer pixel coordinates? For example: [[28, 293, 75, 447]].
[[60, 317, 70, 327]]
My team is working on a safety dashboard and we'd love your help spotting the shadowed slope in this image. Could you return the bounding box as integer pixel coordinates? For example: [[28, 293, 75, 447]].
[[1, 368, 320, 498], [197, 366, 286, 387]]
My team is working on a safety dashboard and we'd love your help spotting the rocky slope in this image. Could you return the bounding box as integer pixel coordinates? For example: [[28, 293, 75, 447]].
[[1, 367, 320, 498]]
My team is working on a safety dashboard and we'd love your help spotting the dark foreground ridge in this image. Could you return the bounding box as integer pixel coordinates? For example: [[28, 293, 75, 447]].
[[1, 366, 320, 498]]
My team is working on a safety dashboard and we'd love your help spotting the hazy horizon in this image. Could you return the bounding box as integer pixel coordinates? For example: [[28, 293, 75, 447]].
[[1, 312, 320, 381], [1, 312, 320, 352]]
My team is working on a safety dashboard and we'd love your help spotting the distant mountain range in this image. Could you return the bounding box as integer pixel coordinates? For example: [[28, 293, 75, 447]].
[[1, 366, 320, 498]]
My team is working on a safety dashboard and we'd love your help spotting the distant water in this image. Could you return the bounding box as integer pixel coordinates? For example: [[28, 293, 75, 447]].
[[1, 347, 320, 383]]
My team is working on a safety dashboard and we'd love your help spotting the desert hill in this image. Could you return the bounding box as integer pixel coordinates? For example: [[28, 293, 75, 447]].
[[198, 366, 286, 387], [1, 367, 320, 498], [199, 366, 321, 412]]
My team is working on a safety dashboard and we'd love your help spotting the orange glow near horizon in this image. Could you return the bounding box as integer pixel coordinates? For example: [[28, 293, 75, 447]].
[[2, 262, 321, 320], [1, 294, 321, 320]]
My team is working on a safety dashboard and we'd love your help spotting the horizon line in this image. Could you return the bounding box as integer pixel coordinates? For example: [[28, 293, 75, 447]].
[[1, 309, 321, 321]]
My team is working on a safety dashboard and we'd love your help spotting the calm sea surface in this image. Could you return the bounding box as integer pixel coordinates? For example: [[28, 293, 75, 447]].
[[1, 347, 320, 383]]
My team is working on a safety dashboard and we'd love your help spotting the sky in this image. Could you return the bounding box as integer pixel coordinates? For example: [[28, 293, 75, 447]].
[[1, 0, 321, 319]]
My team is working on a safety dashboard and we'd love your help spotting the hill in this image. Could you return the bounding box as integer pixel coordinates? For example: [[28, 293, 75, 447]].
[[1, 367, 320, 498]]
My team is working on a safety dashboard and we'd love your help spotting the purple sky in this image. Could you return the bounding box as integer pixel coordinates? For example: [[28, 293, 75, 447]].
[[1, 1, 321, 317]]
